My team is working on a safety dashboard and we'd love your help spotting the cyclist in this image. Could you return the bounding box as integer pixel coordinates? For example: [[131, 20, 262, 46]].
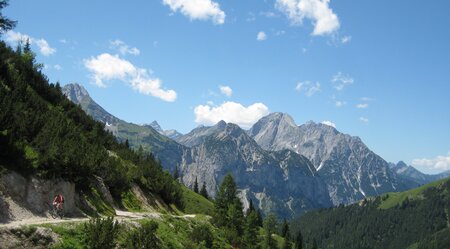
[[52, 194, 65, 211]]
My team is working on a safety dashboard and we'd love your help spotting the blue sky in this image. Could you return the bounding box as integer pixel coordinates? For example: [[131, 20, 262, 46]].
[[3, 0, 450, 174]]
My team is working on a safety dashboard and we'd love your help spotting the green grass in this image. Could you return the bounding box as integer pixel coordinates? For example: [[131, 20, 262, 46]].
[[42, 223, 85, 249], [181, 185, 214, 216], [120, 189, 143, 212], [83, 187, 115, 216], [379, 177, 450, 209]]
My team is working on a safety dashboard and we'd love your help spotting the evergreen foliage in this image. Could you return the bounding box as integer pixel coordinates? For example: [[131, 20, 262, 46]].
[[82, 217, 119, 249], [200, 181, 208, 199], [290, 178, 450, 249], [193, 176, 199, 193], [263, 213, 279, 249], [0, 0, 16, 34]]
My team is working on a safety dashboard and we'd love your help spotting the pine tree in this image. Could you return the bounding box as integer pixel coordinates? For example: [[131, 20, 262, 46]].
[[214, 174, 245, 246], [281, 219, 289, 238], [173, 165, 179, 181], [243, 210, 261, 249], [281, 219, 292, 249], [256, 209, 264, 227], [193, 177, 199, 193], [0, 0, 16, 34], [247, 199, 255, 216], [200, 182, 208, 199], [294, 230, 303, 249], [263, 213, 278, 249], [124, 139, 130, 148]]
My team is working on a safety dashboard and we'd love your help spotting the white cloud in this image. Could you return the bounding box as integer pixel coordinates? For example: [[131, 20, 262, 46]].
[[163, 0, 225, 25], [54, 64, 62, 70], [260, 11, 277, 18], [295, 81, 320, 97], [356, 103, 368, 109], [5, 31, 56, 56], [359, 117, 369, 123], [412, 153, 450, 171], [321, 120, 336, 128], [84, 53, 177, 102], [110, 39, 140, 55], [335, 100, 345, 107], [257, 31, 267, 41], [275, 0, 340, 36], [276, 30, 286, 36], [219, 85, 233, 97], [59, 39, 67, 44], [194, 101, 269, 128], [35, 39, 56, 56], [341, 35, 352, 44], [331, 72, 354, 91]]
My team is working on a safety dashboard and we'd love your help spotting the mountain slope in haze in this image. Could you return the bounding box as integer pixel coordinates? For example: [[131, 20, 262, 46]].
[[147, 120, 183, 140], [248, 112, 399, 205], [175, 121, 332, 218], [390, 161, 450, 188], [62, 83, 187, 171], [291, 177, 450, 249]]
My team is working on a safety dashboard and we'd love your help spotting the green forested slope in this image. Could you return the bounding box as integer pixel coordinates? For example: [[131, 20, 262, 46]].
[[0, 40, 183, 206], [291, 177, 450, 249]]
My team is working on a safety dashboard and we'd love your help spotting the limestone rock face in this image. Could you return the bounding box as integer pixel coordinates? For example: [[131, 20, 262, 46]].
[[249, 113, 399, 205], [0, 171, 79, 219]]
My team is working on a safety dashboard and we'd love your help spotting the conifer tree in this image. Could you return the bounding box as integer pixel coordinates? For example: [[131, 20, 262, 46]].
[[173, 165, 179, 181], [200, 182, 208, 199], [295, 230, 303, 249], [193, 177, 199, 193], [0, 0, 16, 34], [243, 210, 261, 249], [263, 213, 278, 249]]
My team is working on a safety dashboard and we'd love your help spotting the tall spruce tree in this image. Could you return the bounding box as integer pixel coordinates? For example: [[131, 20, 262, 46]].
[[294, 230, 303, 249], [243, 210, 261, 249], [0, 0, 16, 34], [214, 174, 244, 246], [263, 213, 278, 249], [200, 182, 208, 199], [193, 177, 199, 193], [281, 219, 292, 249]]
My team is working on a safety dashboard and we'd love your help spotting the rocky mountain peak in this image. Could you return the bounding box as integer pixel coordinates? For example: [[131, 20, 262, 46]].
[[62, 83, 90, 104], [148, 121, 163, 133]]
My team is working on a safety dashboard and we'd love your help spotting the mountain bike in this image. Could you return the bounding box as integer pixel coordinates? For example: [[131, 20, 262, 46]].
[[48, 202, 64, 219]]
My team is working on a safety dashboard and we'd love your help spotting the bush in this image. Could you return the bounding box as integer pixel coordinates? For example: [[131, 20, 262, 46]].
[[191, 223, 214, 248], [122, 220, 161, 249], [82, 217, 119, 249]]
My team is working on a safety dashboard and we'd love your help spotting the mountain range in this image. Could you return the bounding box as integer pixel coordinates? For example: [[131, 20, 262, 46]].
[[62, 83, 448, 218]]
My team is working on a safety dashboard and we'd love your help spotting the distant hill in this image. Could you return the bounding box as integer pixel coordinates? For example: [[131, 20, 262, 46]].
[[390, 161, 450, 187], [291, 177, 450, 249]]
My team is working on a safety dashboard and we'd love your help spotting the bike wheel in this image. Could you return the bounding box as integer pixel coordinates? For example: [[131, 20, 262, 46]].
[[50, 208, 58, 219]]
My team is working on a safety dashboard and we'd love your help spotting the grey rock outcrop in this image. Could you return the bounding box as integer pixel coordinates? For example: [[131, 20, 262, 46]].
[[0, 171, 80, 220]]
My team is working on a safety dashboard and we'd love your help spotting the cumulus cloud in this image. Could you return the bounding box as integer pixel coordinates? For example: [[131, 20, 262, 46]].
[[321, 120, 336, 128], [331, 72, 354, 91], [275, 0, 340, 36], [194, 101, 269, 128], [356, 103, 368, 109], [110, 40, 140, 55], [5, 31, 56, 56], [412, 153, 450, 171], [359, 117, 369, 123], [360, 97, 372, 102], [219, 85, 233, 97], [54, 64, 62, 70], [163, 0, 225, 25], [295, 81, 320, 97], [84, 53, 177, 102], [257, 31, 267, 41]]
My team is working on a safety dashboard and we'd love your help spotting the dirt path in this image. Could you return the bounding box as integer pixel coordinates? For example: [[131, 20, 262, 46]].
[[0, 210, 196, 228]]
